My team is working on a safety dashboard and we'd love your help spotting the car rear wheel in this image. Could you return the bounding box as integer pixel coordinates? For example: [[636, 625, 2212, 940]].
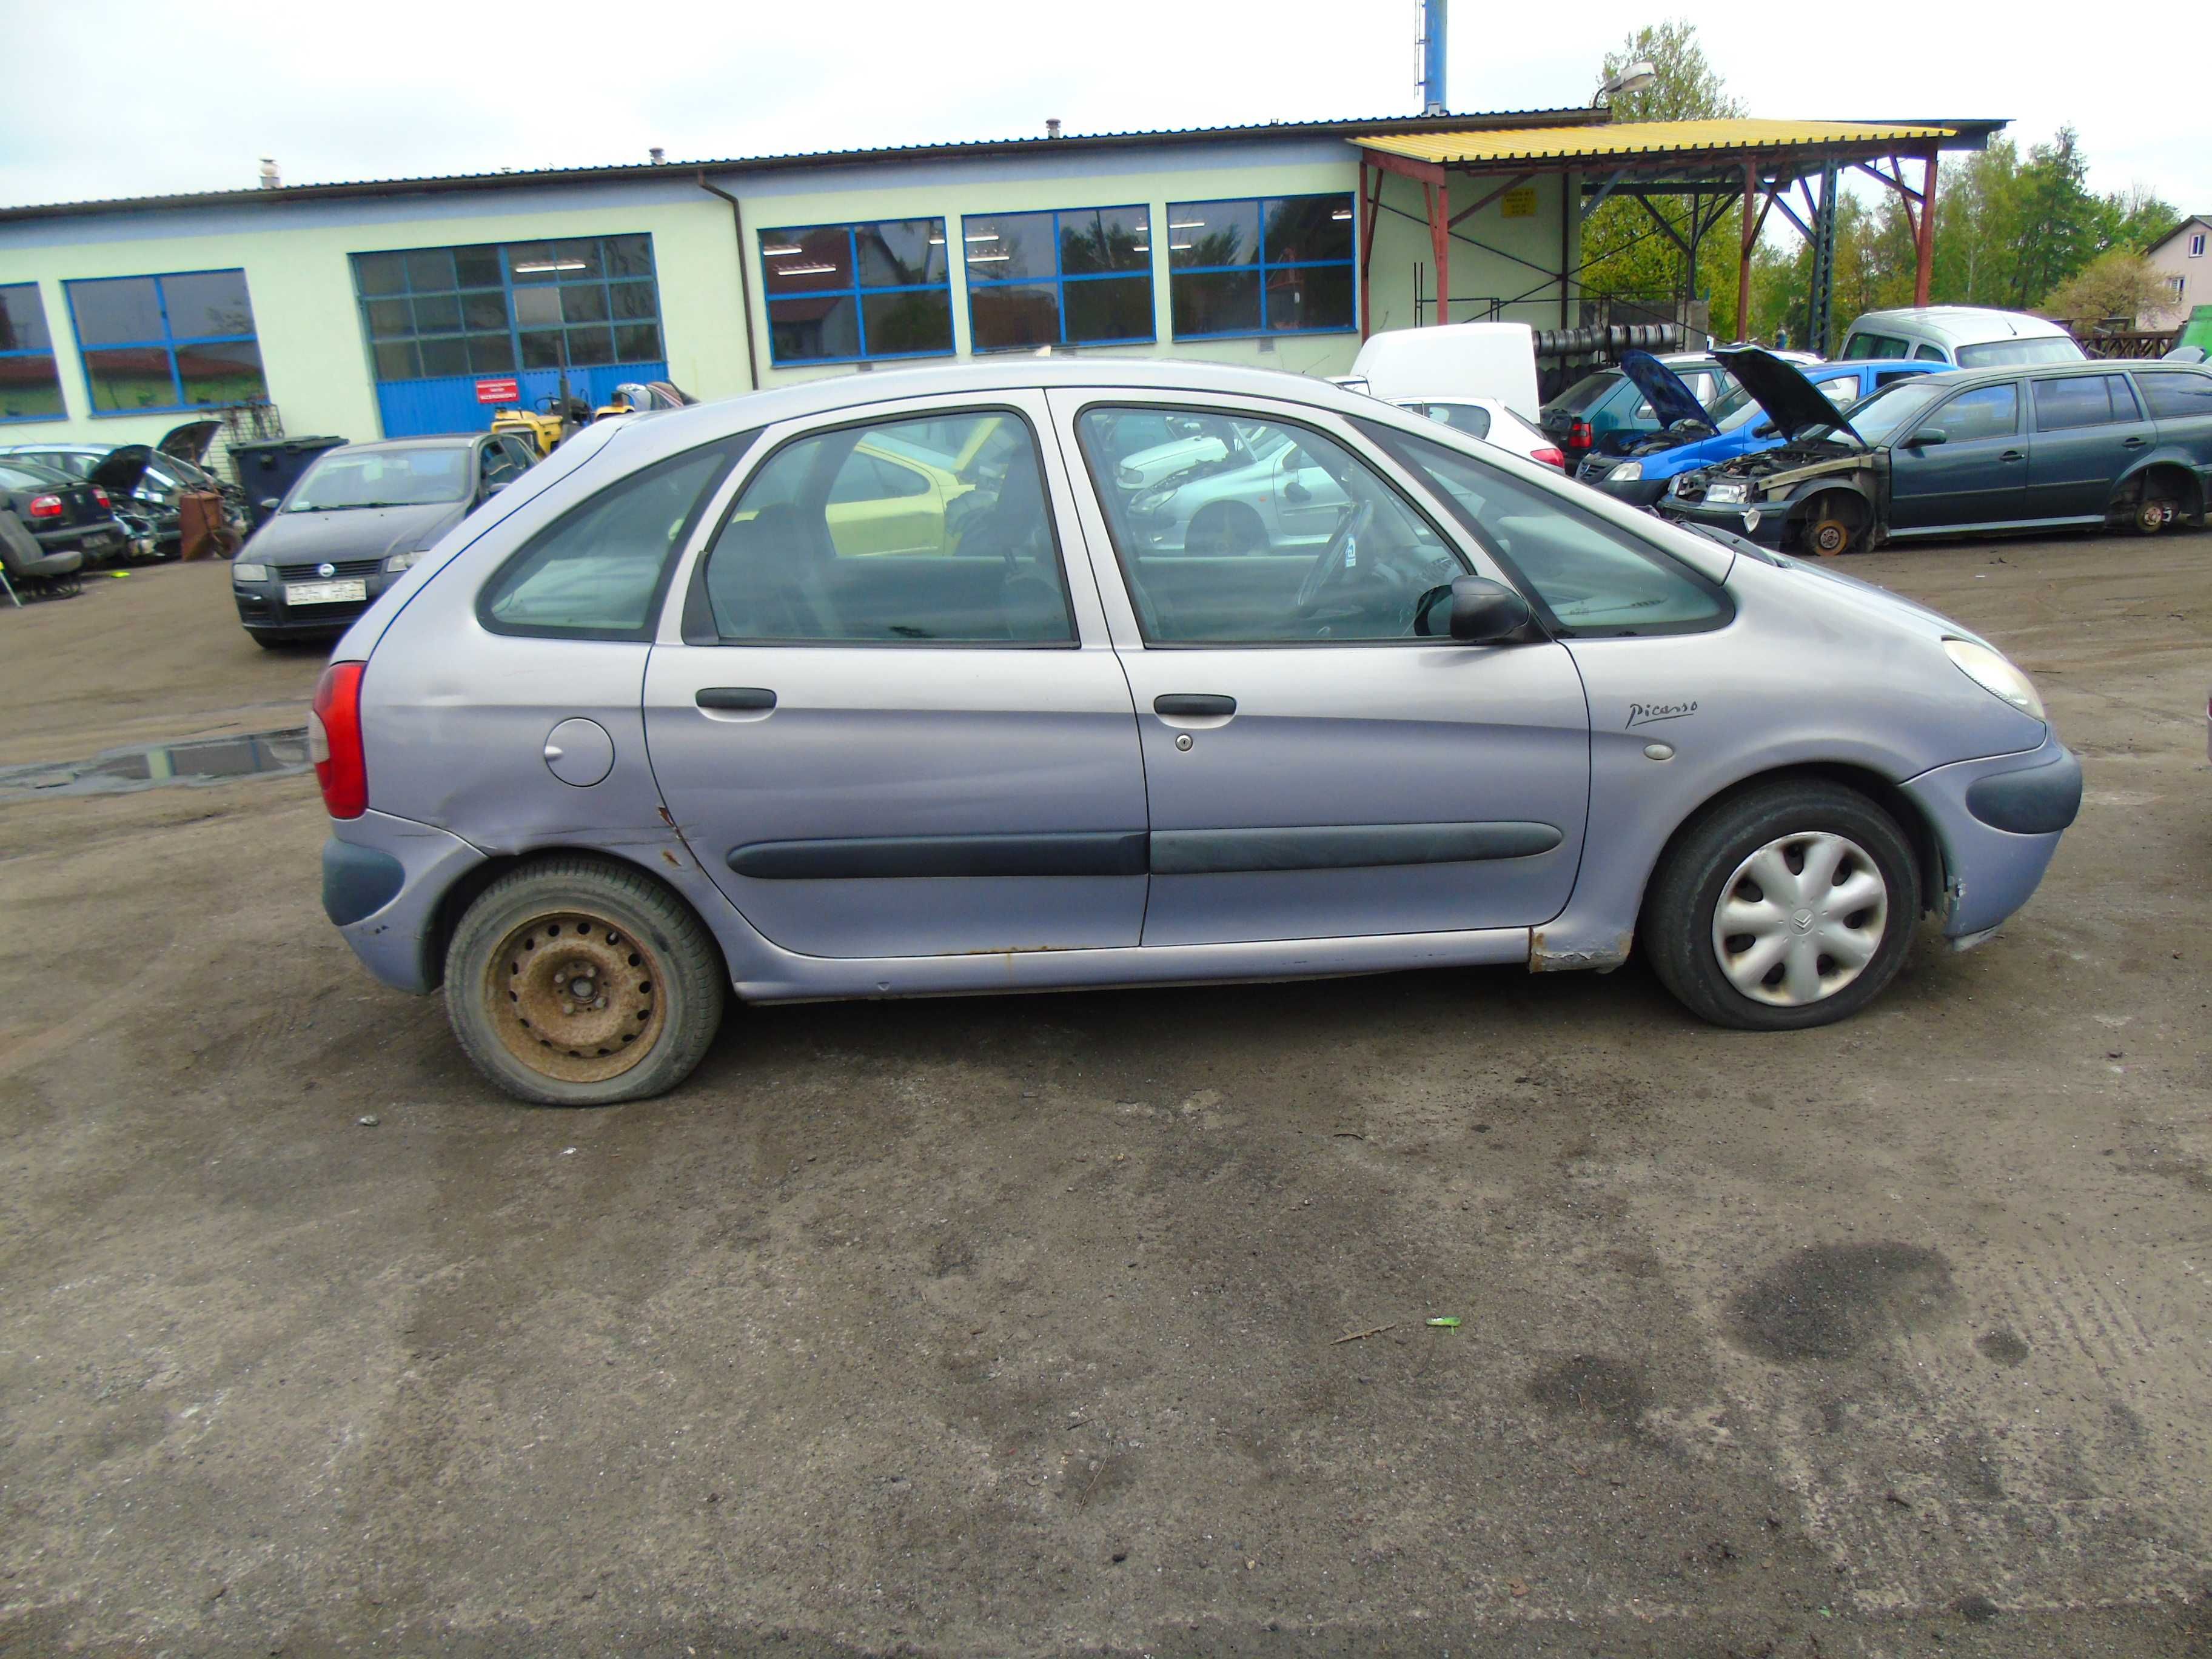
[[1643, 780, 1920, 1031], [444, 856, 725, 1105]]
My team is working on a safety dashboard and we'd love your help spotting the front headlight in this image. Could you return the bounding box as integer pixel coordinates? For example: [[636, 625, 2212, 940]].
[[1944, 637, 2045, 722], [231, 561, 269, 583], [1704, 480, 1750, 505], [383, 549, 423, 573], [1610, 460, 1643, 481], [1116, 464, 1141, 489]]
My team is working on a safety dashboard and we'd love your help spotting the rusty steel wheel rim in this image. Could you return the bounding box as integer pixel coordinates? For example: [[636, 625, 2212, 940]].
[[484, 910, 666, 1084]]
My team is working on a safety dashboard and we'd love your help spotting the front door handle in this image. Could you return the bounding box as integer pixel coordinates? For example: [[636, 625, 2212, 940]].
[[1999, 449, 2025, 462], [1154, 694, 1236, 719], [696, 686, 777, 711]]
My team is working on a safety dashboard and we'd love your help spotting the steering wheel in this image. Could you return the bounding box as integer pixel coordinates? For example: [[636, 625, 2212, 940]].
[[1292, 500, 1376, 612]]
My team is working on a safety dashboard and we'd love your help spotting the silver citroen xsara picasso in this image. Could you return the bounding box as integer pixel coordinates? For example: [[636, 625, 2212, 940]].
[[312, 360, 2080, 1105]]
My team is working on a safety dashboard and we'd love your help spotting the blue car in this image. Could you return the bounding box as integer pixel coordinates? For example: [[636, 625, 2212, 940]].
[[1580, 355, 1938, 506]]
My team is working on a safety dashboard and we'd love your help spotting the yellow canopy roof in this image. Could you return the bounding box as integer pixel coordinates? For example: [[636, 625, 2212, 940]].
[[1356, 118, 1957, 168]]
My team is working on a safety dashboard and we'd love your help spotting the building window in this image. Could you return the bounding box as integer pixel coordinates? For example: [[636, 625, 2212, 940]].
[[65, 269, 266, 415], [962, 206, 1153, 352], [760, 220, 952, 365], [2172, 275, 2189, 301], [350, 235, 661, 383], [2191, 232, 2206, 258], [0, 283, 65, 423], [1167, 194, 1355, 339]]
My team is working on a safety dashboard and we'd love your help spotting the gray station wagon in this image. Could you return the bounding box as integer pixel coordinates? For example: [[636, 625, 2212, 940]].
[[311, 360, 2080, 1105]]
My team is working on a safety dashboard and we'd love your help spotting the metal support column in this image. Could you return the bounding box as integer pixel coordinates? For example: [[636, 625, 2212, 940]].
[[1805, 159, 1840, 357], [1913, 146, 1940, 307]]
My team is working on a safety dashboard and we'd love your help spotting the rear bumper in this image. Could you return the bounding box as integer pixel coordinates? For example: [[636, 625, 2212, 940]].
[[1901, 733, 2079, 939], [38, 523, 126, 559], [326, 811, 486, 994]]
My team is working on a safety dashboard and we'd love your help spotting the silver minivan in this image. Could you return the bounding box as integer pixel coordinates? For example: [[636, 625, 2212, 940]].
[[1840, 306, 2086, 369], [313, 361, 2080, 1104]]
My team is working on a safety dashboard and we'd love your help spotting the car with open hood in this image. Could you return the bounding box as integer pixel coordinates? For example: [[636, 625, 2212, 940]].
[[1659, 349, 2212, 555], [306, 357, 2079, 1106], [230, 433, 536, 646], [1538, 349, 1822, 471], [1580, 358, 1938, 507]]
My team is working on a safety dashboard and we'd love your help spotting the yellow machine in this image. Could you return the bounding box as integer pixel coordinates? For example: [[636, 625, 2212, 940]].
[[489, 395, 590, 460]]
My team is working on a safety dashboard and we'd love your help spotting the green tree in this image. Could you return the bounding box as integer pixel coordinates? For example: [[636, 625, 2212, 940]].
[[1578, 21, 1745, 325], [2043, 249, 2171, 328]]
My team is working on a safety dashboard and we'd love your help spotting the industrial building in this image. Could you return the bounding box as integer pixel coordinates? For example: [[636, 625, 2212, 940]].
[[0, 102, 2000, 449]]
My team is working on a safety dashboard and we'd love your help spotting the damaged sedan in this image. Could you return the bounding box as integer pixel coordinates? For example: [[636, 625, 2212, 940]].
[[1660, 349, 2212, 555]]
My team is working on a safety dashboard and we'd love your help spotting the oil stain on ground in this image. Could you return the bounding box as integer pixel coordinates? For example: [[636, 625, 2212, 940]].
[[1527, 1354, 1652, 1437], [1728, 1241, 1958, 1362]]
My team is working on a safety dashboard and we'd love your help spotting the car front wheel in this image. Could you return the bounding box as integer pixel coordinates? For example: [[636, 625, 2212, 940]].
[[1642, 780, 1921, 1030], [444, 856, 725, 1105]]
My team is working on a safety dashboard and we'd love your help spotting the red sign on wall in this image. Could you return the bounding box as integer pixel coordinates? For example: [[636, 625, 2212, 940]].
[[474, 377, 521, 406]]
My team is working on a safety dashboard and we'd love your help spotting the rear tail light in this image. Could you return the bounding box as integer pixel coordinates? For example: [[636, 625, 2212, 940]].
[[1567, 420, 1593, 451], [27, 494, 62, 520], [1532, 446, 1566, 469], [92, 487, 112, 509], [309, 661, 369, 819]]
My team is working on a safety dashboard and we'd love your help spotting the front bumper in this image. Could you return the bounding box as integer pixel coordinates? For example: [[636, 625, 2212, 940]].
[[1656, 495, 1789, 547], [1586, 474, 1671, 508], [235, 574, 391, 636], [325, 811, 487, 994], [1901, 732, 2080, 939]]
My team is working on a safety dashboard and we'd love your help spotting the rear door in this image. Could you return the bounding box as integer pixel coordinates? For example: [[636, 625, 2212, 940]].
[[1888, 381, 2028, 529], [643, 392, 1148, 960], [2026, 372, 2154, 521], [1053, 391, 1590, 949]]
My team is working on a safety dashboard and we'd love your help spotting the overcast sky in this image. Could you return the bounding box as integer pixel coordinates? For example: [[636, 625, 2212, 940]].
[[1, 1, 2202, 221]]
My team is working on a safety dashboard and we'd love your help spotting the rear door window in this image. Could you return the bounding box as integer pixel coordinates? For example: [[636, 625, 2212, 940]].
[[696, 409, 1074, 645], [1844, 332, 1908, 360], [2032, 375, 2133, 431], [1424, 403, 1492, 440]]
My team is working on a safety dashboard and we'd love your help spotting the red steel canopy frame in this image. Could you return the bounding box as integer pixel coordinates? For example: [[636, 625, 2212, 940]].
[[1352, 118, 2005, 338]]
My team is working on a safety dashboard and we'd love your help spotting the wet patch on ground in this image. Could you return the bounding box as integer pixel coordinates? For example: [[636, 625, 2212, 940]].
[[0, 727, 309, 798], [1728, 1241, 1959, 1362]]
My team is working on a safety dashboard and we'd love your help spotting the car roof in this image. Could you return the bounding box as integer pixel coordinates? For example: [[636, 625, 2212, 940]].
[[322, 435, 489, 457], [1847, 307, 2074, 344]]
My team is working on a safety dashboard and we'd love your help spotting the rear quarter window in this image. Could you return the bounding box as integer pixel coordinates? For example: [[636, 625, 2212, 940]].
[[2136, 370, 2212, 421], [478, 438, 749, 639]]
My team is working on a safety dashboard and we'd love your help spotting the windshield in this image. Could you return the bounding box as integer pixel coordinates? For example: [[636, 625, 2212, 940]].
[[1811, 379, 1945, 447], [289, 447, 470, 511], [1956, 336, 2085, 369]]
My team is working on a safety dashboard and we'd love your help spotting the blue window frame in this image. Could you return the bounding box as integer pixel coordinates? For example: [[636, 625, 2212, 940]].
[[0, 283, 65, 423], [65, 269, 266, 416], [760, 220, 953, 366], [963, 206, 1155, 352], [1167, 194, 1356, 340], [349, 235, 661, 382]]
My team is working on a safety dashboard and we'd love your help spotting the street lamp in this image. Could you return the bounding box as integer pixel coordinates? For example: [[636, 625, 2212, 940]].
[[1593, 59, 1657, 107]]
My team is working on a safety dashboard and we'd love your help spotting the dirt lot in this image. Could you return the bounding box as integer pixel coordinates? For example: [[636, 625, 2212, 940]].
[[1, 540, 2208, 1658]]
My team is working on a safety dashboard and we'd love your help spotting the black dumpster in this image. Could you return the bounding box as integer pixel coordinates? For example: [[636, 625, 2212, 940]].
[[230, 436, 349, 531]]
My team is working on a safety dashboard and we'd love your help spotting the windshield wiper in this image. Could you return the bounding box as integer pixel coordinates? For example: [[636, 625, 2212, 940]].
[[295, 500, 439, 512]]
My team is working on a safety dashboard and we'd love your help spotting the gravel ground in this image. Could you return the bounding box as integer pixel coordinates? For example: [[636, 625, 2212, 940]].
[[1, 538, 2208, 1658]]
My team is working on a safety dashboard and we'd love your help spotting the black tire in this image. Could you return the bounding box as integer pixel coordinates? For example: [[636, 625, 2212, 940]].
[[1642, 780, 1921, 1031], [444, 856, 725, 1105], [1187, 502, 1267, 556]]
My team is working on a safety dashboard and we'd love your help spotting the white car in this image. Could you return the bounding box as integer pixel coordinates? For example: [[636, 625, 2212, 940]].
[[1118, 421, 1349, 554], [1392, 398, 1564, 469]]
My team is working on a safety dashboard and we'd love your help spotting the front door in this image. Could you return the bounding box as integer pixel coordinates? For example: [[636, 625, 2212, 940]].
[[1888, 380, 2029, 530], [1055, 394, 1591, 949], [643, 397, 1148, 960], [2026, 372, 2155, 521]]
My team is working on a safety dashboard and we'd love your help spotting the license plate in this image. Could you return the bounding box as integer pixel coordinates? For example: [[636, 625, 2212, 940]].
[[84, 530, 119, 549], [284, 579, 367, 606]]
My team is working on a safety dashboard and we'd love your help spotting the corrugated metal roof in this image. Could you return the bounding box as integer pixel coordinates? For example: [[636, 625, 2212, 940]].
[[0, 107, 1605, 221], [1355, 117, 1980, 167]]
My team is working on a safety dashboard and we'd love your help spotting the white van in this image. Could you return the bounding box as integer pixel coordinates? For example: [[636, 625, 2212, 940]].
[[1344, 321, 1541, 421], [1838, 307, 2085, 369]]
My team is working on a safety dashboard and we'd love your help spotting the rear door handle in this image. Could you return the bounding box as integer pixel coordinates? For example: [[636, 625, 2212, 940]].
[[1153, 694, 1236, 719], [696, 686, 777, 711], [2122, 435, 2148, 448], [1999, 450, 2025, 462]]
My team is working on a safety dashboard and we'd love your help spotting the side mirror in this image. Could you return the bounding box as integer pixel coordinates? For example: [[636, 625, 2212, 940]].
[[1752, 421, 1777, 438], [258, 497, 280, 512], [1908, 427, 1947, 447], [1284, 480, 1311, 503], [1419, 575, 1533, 643]]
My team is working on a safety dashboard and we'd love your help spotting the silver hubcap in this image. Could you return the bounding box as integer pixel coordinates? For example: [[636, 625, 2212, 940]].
[[1711, 831, 1889, 1007]]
